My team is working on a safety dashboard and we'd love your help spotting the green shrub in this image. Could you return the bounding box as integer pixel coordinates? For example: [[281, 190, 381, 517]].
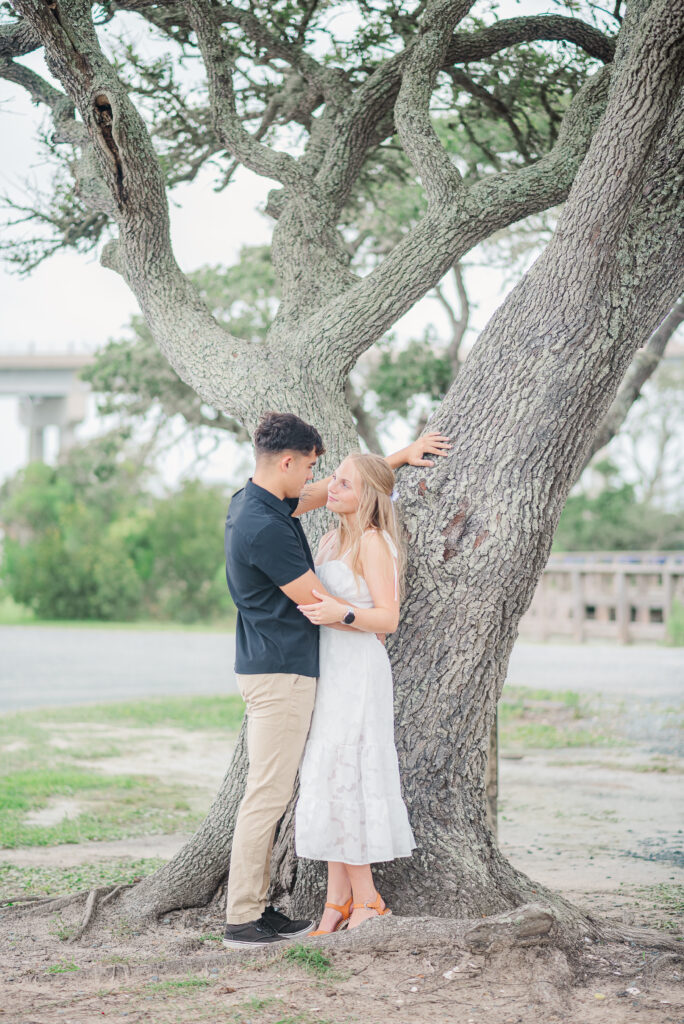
[[666, 598, 684, 646], [0, 442, 232, 623]]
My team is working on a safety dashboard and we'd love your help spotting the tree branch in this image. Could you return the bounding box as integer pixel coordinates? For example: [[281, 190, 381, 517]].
[[301, 60, 612, 373], [583, 297, 684, 468], [0, 56, 86, 145], [436, 261, 470, 374], [445, 15, 616, 67], [10, 0, 260, 424], [0, 16, 40, 58], [215, 2, 347, 104], [393, 0, 472, 205], [447, 68, 533, 164], [314, 12, 614, 222], [185, 0, 319, 202], [305, 0, 678, 375]]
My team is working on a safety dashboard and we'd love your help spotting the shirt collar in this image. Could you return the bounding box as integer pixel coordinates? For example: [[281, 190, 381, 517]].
[[246, 478, 299, 516]]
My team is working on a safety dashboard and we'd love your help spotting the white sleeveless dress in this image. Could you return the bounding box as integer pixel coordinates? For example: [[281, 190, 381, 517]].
[[294, 532, 416, 865]]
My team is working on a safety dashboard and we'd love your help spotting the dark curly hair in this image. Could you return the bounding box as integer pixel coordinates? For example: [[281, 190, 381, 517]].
[[254, 412, 325, 458]]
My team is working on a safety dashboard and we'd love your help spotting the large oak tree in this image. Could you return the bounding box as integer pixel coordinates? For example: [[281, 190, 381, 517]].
[[2, 0, 683, 946]]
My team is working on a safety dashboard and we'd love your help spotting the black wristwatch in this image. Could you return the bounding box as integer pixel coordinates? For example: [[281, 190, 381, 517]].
[[342, 607, 356, 625]]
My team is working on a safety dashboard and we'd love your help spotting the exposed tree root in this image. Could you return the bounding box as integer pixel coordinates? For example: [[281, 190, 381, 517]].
[[7, 891, 89, 914], [2, 882, 135, 940], [307, 902, 684, 958], [309, 903, 569, 954], [596, 920, 684, 954], [68, 883, 136, 942], [4, 888, 680, 966], [1, 894, 58, 906]]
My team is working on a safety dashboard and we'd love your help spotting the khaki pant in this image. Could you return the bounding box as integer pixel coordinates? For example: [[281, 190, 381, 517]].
[[226, 671, 316, 924]]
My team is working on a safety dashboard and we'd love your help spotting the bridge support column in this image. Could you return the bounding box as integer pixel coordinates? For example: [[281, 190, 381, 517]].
[[18, 392, 86, 463], [28, 424, 45, 462]]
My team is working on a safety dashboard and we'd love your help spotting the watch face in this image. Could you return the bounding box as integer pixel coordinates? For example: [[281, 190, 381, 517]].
[[344, 610, 355, 624]]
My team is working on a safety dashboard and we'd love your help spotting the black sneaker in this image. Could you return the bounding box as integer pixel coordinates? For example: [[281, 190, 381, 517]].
[[222, 917, 285, 949], [260, 904, 314, 939]]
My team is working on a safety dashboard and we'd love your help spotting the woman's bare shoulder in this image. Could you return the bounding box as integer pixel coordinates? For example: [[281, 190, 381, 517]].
[[360, 529, 393, 561]]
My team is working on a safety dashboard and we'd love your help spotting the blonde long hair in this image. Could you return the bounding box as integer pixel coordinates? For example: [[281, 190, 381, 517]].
[[335, 452, 405, 596]]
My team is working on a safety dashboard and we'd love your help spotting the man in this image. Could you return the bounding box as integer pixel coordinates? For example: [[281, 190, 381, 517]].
[[222, 411, 451, 947], [222, 411, 329, 948]]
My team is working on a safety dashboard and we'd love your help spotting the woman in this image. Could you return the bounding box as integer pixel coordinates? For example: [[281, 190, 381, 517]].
[[294, 436, 449, 932]]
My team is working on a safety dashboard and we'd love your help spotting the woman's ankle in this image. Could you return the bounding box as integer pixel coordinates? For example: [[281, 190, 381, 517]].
[[326, 891, 352, 907], [351, 889, 379, 909]]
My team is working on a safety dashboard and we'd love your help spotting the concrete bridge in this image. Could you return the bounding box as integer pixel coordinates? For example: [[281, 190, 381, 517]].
[[0, 352, 93, 462]]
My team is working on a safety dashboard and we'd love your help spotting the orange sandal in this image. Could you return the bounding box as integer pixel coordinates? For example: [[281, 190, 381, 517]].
[[351, 892, 391, 919], [309, 896, 353, 936]]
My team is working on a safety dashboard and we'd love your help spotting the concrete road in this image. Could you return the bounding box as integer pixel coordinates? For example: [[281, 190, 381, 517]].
[[0, 626, 681, 712], [506, 640, 683, 701], [0, 626, 238, 711]]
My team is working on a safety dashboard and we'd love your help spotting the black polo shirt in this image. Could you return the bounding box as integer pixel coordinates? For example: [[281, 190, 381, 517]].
[[225, 479, 319, 677]]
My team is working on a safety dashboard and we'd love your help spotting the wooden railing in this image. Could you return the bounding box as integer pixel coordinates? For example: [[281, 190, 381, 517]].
[[519, 551, 684, 643]]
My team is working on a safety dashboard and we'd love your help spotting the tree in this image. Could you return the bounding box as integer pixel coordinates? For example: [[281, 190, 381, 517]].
[[80, 248, 278, 443], [2, 0, 683, 948]]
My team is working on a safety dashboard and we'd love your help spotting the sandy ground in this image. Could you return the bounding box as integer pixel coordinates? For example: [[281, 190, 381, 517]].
[[1, 691, 683, 1023]]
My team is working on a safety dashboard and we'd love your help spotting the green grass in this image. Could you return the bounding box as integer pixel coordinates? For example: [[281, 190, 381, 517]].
[[147, 976, 213, 992], [282, 944, 333, 978], [500, 686, 583, 719], [0, 765, 202, 849], [0, 858, 166, 901], [501, 722, 619, 749], [46, 959, 79, 974], [0, 696, 243, 850], [499, 686, 619, 750], [228, 997, 280, 1018], [634, 884, 684, 937], [556, 757, 682, 774], [50, 916, 77, 941], [0, 695, 245, 733], [636, 883, 684, 914]]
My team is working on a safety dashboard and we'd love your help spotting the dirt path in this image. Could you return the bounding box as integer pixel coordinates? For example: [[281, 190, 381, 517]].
[[1, 898, 681, 1024]]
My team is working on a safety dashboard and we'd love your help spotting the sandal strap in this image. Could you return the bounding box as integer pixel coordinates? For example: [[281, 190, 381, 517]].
[[325, 897, 353, 918], [352, 892, 387, 914]]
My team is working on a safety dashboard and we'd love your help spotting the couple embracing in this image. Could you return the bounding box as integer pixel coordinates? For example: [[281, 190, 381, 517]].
[[223, 412, 450, 948]]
